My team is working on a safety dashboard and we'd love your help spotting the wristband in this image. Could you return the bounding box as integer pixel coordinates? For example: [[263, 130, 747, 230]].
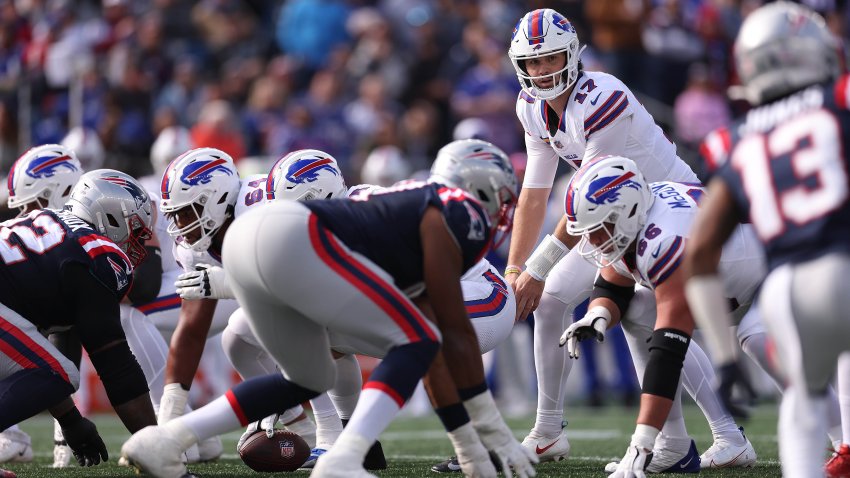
[[525, 235, 569, 281], [504, 265, 522, 276]]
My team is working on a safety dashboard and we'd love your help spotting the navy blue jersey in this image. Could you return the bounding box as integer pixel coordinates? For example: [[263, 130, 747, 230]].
[[0, 209, 133, 330], [715, 75, 850, 270], [305, 182, 492, 293]]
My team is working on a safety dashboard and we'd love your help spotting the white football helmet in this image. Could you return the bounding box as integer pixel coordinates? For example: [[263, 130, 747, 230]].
[[564, 155, 653, 267], [160, 148, 240, 252], [66, 169, 153, 266], [732, 2, 841, 106], [60, 127, 105, 170], [429, 139, 519, 240], [360, 146, 411, 187], [266, 149, 347, 202], [7, 144, 83, 214], [508, 8, 583, 101], [150, 126, 193, 177]]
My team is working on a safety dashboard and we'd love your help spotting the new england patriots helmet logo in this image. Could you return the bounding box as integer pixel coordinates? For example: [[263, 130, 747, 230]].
[[25, 154, 78, 178], [101, 175, 150, 210], [585, 172, 640, 205], [179, 158, 233, 187]]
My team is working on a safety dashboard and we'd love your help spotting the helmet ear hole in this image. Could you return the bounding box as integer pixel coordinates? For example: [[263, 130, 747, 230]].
[[476, 189, 491, 204], [217, 193, 228, 205], [628, 204, 637, 218], [106, 214, 121, 228]]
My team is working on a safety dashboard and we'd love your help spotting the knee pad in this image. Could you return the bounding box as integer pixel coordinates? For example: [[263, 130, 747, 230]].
[[642, 328, 691, 400]]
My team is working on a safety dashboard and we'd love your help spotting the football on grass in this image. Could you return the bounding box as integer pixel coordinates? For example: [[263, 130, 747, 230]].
[[238, 430, 310, 472]]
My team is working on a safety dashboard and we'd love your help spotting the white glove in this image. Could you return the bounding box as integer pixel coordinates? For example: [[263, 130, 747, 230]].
[[559, 306, 611, 358], [465, 391, 538, 478], [175, 264, 234, 300], [447, 422, 498, 478], [158, 383, 189, 425], [608, 424, 658, 478]]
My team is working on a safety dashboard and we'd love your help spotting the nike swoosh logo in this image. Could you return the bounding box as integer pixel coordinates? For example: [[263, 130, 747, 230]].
[[651, 244, 662, 258], [679, 457, 693, 468], [590, 92, 603, 105], [711, 448, 747, 467], [536, 438, 560, 455]]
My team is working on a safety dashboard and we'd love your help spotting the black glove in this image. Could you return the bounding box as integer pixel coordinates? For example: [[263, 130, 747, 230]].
[[56, 408, 108, 466], [717, 361, 757, 420]]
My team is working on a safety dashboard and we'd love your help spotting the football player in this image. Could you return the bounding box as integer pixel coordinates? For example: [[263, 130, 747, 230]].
[[561, 156, 764, 475], [0, 169, 157, 467], [154, 148, 316, 457], [683, 4, 850, 477], [503, 8, 700, 462], [120, 142, 537, 478]]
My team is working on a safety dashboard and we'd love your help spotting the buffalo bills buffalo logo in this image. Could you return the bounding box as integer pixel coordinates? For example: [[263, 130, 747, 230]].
[[585, 172, 640, 205], [179, 159, 233, 186], [551, 12, 575, 33], [286, 157, 338, 184], [25, 154, 78, 178]]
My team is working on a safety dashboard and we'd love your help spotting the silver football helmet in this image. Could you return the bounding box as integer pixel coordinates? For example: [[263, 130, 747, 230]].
[[429, 139, 519, 239], [266, 149, 347, 202], [565, 156, 653, 267], [66, 169, 154, 266], [508, 8, 583, 101], [732, 2, 841, 105], [7, 144, 83, 214]]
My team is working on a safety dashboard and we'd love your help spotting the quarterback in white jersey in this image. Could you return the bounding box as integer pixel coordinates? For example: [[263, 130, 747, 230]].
[[503, 7, 701, 461]]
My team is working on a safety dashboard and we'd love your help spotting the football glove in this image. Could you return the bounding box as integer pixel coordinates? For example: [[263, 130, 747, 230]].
[[57, 410, 108, 467], [717, 361, 756, 420], [464, 391, 538, 478], [175, 264, 233, 300], [608, 445, 652, 478], [560, 306, 611, 358], [447, 422, 498, 477]]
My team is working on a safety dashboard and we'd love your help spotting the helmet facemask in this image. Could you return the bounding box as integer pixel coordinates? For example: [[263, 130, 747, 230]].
[[571, 213, 635, 268], [165, 193, 230, 253]]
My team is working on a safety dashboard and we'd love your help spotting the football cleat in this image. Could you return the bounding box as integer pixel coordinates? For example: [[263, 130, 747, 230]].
[[605, 437, 700, 474], [431, 456, 462, 473], [826, 444, 850, 478], [0, 429, 32, 463], [521, 427, 571, 463], [310, 448, 377, 478], [52, 440, 71, 468], [301, 447, 327, 469], [121, 425, 189, 478], [0, 468, 15, 478], [363, 439, 387, 470], [700, 427, 756, 468], [197, 435, 222, 462]]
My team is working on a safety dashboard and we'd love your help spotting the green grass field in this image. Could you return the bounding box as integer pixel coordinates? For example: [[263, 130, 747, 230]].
[[5, 404, 789, 477]]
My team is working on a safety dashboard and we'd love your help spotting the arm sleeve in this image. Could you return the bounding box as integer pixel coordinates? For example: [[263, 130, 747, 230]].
[[522, 133, 559, 189], [63, 262, 128, 352], [128, 246, 163, 305]]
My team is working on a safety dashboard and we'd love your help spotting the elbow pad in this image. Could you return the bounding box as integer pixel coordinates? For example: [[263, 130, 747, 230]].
[[590, 275, 635, 316]]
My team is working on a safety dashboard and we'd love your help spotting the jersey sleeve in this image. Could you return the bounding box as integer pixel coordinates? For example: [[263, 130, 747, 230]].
[[440, 194, 492, 266], [699, 126, 732, 178], [77, 234, 134, 299], [583, 89, 632, 140], [638, 233, 686, 288]]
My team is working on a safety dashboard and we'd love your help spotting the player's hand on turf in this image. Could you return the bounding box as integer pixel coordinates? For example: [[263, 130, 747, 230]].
[[478, 428, 537, 478], [61, 416, 108, 466], [608, 445, 652, 478], [717, 360, 756, 419], [175, 263, 233, 300]]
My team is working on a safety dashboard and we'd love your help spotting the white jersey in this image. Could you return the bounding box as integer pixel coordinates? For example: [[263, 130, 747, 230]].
[[516, 71, 698, 188], [610, 182, 765, 307], [173, 174, 268, 273]]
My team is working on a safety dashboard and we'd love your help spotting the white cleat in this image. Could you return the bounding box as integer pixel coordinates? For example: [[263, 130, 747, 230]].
[[52, 442, 72, 468], [121, 425, 189, 478], [0, 429, 32, 463], [700, 428, 756, 468], [310, 449, 377, 478], [197, 436, 222, 462], [521, 428, 571, 463]]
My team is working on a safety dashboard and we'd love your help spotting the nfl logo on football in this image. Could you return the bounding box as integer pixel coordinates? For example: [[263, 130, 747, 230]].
[[279, 439, 295, 459]]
